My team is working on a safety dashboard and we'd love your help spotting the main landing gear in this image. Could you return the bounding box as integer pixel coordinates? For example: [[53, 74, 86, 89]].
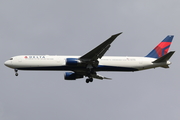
[[86, 78, 93, 83], [14, 69, 18, 76]]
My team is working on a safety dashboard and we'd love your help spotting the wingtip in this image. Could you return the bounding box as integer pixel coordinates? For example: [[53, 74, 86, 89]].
[[116, 32, 123, 36], [112, 32, 123, 37]]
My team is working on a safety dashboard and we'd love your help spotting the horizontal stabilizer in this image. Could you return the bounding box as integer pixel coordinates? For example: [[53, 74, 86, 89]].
[[152, 51, 175, 63]]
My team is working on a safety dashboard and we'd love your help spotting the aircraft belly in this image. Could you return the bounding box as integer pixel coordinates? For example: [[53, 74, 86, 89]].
[[96, 65, 138, 71], [17, 66, 70, 71]]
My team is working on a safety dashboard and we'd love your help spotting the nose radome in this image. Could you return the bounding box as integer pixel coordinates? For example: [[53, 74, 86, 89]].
[[4, 61, 8, 66], [4, 60, 11, 67]]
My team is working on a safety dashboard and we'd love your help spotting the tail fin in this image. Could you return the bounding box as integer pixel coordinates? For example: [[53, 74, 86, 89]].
[[146, 35, 174, 58]]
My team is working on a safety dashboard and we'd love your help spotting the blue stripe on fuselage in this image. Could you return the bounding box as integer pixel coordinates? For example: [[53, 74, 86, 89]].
[[17, 65, 138, 72], [97, 65, 138, 71]]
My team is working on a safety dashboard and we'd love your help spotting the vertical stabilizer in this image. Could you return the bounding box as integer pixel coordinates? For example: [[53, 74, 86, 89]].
[[146, 35, 174, 58]]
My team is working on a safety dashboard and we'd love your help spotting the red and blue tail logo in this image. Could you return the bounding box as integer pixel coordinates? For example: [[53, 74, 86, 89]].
[[146, 35, 174, 58]]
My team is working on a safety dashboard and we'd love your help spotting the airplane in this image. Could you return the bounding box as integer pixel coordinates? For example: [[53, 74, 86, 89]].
[[4, 32, 175, 83]]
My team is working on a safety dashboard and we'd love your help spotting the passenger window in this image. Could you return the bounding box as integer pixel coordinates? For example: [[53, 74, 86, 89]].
[[10, 58, 13, 60]]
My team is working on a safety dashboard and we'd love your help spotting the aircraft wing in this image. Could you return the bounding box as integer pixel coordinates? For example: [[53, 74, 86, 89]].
[[77, 32, 122, 81], [79, 32, 122, 61]]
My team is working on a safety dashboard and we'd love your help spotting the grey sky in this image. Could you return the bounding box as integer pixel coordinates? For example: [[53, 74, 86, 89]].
[[0, 0, 180, 120]]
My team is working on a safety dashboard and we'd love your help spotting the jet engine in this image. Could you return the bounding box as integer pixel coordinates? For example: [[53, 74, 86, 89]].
[[64, 72, 83, 80], [66, 58, 81, 66]]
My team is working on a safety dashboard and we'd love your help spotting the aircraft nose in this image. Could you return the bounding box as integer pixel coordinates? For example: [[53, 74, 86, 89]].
[[4, 60, 11, 67]]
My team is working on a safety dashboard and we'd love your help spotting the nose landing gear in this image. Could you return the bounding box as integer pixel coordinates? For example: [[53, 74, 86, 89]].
[[14, 69, 18, 76]]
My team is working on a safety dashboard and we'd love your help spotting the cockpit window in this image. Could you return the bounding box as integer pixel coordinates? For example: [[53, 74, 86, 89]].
[[10, 58, 13, 60]]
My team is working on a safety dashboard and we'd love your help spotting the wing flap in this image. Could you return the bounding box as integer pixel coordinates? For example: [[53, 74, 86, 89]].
[[91, 74, 112, 80]]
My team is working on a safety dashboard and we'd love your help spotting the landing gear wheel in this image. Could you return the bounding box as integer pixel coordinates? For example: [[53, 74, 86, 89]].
[[86, 79, 89, 83], [15, 73, 18, 76], [89, 78, 93, 82], [14, 69, 18, 76], [86, 78, 93, 83]]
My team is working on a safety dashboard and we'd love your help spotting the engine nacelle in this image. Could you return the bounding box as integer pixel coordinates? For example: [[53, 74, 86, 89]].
[[64, 72, 84, 80], [66, 58, 81, 66]]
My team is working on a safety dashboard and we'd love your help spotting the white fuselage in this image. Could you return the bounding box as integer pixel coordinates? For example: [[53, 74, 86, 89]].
[[4, 55, 170, 72]]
